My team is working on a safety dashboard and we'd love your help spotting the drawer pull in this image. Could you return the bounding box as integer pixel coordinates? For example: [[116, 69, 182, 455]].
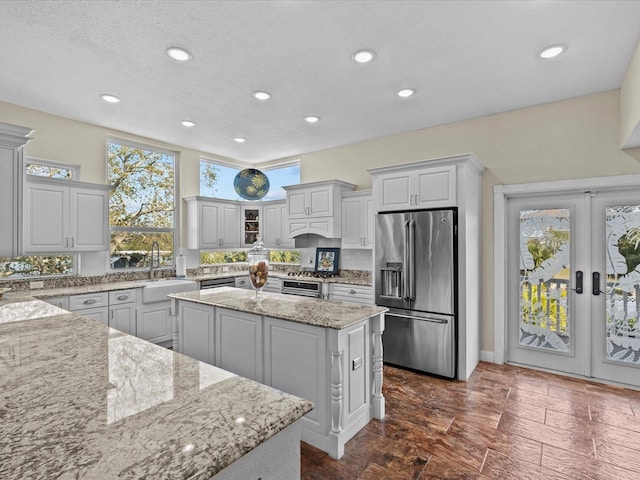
[[83, 299, 97, 305], [349, 289, 356, 294], [117, 295, 129, 301]]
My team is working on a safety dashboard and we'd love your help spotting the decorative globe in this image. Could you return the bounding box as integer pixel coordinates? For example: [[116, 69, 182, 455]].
[[233, 168, 270, 200]]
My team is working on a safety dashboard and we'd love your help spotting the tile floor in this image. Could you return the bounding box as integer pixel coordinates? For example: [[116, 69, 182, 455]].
[[301, 362, 640, 479]]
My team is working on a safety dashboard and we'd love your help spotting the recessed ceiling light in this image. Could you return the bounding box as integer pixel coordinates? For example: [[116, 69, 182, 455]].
[[167, 47, 192, 61], [539, 45, 566, 59], [304, 116, 320, 123], [181, 120, 195, 127], [397, 88, 415, 98], [101, 94, 121, 103], [352, 49, 375, 63], [233, 137, 246, 143], [252, 91, 271, 101]]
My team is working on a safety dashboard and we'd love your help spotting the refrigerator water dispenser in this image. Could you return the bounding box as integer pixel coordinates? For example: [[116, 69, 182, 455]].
[[380, 263, 402, 299]]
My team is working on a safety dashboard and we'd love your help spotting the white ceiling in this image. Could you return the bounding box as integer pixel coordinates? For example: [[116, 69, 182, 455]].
[[1, 1, 640, 164]]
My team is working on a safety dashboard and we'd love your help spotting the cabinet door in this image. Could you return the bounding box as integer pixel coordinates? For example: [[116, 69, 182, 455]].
[[307, 185, 332, 217], [377, 172, 413, 211], [263, 317, 326, 429], [364, 197, 374, 248], [341, 197, 365, 249], [138, 302, 171, 344], [23, 181, 69, 252], [69, 187, 109, 251], [216, 308, 263, 382], [414, 165, 456, 208], [199, 202, 221, 249], [219, 203, 240, 247], [80, 306, 109, 325], [261, 203, 279, 247], [110, 303, 136, 335], [0, 146, 18, 257], [278, 203, 295, 247], [178, 301, 214, 364]]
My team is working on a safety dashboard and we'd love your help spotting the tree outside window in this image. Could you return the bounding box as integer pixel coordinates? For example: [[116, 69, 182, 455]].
[[108, 141, 176, 269]]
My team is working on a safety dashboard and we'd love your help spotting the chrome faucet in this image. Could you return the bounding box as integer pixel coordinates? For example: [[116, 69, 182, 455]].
[[149, 241, 160, 279]]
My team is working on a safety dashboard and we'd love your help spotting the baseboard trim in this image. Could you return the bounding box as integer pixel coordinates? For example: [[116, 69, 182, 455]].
[[480, 350, 495, 363]]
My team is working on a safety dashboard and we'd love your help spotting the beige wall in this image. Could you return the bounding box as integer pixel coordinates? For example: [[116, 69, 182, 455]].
[[3, 91, 640, 354], [621, 41, 640, 147], [279, 90, 640, 352]]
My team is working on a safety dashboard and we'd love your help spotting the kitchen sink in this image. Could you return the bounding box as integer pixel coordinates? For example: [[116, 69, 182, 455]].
[[140, 279, 197, 303]]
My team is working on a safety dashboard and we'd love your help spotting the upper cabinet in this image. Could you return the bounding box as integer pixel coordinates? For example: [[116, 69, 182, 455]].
[[22, 176, 111, 254], [261, 200, 294, 248], [241, 205, 261, 247], [372, 164, 457, 212], [184, 197, 240, 250], [0, 122, 32, 258], [283, 180, 355, 238], [341, 190, 374, 250]]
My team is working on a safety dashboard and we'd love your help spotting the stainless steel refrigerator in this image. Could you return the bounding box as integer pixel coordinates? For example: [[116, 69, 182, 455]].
[[375, 208, 457, 378]]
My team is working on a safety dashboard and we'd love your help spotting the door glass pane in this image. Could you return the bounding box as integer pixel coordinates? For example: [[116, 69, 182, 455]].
[[518, 209, 570, 352], [604, 206, 640, 365]]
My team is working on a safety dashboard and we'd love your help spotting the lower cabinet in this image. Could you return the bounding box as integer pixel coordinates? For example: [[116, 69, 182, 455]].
[[173, 298, 382, 459], [137, 301, 172, 346], [178, 301, 214, 364], [68, 292, 109, 326], [216, 308, 263, 382], [108, 289, 136, 335]]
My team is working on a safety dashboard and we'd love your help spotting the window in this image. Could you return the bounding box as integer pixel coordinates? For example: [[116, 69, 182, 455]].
[[25, 157, 77, 179], [200, 250, 300, 265], [107, 140, 177, 270], [200, 159, 300, 201]]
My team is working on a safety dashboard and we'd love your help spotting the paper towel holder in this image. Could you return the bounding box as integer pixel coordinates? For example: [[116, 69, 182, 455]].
[[176, 253, 187, 278]]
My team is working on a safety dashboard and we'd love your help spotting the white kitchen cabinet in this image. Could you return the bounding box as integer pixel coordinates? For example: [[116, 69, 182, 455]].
[[283, 180, 354, 238], [68, 292, 109, 326], [177, 301, 214, 364], [138, 301, 172, 345], [341, 190, 374, 249], [22, 176, 111, 254], [0, 122, 32, 258], [261, 200, 294, 248], [328, 284, 373, 305], [108, 289, 137, 335], [372, 164, 456, 212], [216, 308, 263, 382], [241, 205, 261, 247], [184, 196, 240, 249]]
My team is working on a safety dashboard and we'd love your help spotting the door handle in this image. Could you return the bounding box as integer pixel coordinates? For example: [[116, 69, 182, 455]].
[[592, 272, 605, 295], [571, 270, 583, 294]]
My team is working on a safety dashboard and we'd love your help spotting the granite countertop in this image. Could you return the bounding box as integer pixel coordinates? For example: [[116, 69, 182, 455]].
[[0, 295, 313, 480], [169, 287, 387, 330], [14, 271, 371, 300]]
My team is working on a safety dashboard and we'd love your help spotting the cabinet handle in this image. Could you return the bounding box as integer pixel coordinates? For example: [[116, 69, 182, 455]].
[[71, 237, 75, 248], [117, 294, 129, 301], [65, 237, 69, 247], [349, 289, 356, 294], [83, 299, 97, 305], [414, 194, 418, 205], [110, 309, 113, 320]]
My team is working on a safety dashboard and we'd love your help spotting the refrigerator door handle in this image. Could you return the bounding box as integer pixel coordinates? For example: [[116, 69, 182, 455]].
[[408, 219, 416, 300], [403, 219, 411, 300]]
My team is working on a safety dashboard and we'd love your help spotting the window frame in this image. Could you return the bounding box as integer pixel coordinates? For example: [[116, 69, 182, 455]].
[[24, 156, 80, 180], [106, 137, 180, 271]]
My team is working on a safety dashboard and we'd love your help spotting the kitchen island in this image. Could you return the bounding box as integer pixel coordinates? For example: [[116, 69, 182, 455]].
[[169, 287, 387, 459], [0, 295, 312, 480]]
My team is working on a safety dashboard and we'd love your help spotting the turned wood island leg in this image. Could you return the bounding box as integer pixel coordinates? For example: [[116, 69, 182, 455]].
[[371, 313, 385, 419]]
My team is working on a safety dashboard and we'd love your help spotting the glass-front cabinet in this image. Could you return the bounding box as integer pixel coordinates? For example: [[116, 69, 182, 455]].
[[242, 205, 261, 246]]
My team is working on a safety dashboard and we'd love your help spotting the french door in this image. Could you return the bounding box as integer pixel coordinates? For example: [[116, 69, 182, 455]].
[[507, 189, 640, 387]]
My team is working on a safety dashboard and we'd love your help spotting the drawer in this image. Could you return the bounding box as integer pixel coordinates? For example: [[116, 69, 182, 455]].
[[109, 289, 137, 305], [68, 292, 109, 311], [329, 284, 373, 304], [263, 276, 282, 292]]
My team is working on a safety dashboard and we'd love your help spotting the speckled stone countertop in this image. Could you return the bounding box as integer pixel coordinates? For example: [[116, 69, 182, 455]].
[[169, 287, 387, 330], [0, 295, 313, 480]]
